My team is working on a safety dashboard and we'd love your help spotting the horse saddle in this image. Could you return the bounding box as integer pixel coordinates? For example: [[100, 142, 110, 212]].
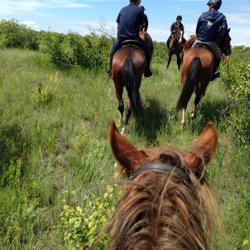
[[194, 43, 214, 55], [120, 40, 145, 54]]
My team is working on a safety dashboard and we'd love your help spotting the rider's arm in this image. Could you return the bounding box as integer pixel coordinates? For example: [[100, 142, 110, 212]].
[[138, 6, 145, 26], [116, 12, 121, 33], [171, 23, 175, 33], [181, 23, 184, 34], [144, 14, 148, 31], [195, 15, 202, 35], [218, 15, 228, 40]]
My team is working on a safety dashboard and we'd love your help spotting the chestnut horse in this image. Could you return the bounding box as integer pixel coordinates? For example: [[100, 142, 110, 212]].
[[107, 121, 221, 250], [112, 31, 153, 126], [167, 30, 184, 70], [176, 30, 231, 125]]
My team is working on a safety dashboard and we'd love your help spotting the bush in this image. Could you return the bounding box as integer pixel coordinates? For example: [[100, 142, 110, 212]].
[[0, 20, 111, 70], [220, 61, 250, 144], [0, 20, 39, 50], [60, 185, 117, 249], [41, 32, 110, 70]]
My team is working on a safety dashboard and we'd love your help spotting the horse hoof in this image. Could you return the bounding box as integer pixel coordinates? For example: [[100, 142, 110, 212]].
[[191, 112, 197, 119]]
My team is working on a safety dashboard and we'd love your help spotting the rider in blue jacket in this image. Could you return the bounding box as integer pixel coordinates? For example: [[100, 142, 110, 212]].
[[193, 0, 229, 79], [108, 0, 152, 78]]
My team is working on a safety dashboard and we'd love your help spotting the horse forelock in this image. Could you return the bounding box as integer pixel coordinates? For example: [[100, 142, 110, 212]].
[[107, 149, 221, 250]]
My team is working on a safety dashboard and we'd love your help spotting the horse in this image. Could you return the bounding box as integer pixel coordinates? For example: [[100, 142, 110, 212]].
[[112, 31, 153, 127], [167, 30, 185, 70], [176, 30, 231, 125], [107, 121, 221, 250]]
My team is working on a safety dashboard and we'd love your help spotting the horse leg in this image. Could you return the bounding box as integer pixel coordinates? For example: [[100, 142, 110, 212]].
[[192, 84, 202, 119], [182, 109, 186, 126], [177, 54, 182, 70], [167, 53, 172, 68], [114, 79, 124, 125], [125, 101, 132, 125]]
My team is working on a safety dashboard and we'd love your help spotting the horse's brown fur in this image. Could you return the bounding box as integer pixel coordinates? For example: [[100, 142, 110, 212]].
[[167, 30, 184, 69], [107, 122, 221, 250], [112, 31, 152, 124], [176, 32, 231, 115]]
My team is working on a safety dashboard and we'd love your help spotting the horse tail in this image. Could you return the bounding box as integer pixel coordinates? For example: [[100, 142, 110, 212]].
[[121, 58, 138, 112], [176, 57, 201, 112]]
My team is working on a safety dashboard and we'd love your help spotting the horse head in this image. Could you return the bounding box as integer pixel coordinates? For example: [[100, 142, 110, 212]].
[[218, 28, 232, 56], [176, 30, 183, 44], [107, 121, 221, 249]]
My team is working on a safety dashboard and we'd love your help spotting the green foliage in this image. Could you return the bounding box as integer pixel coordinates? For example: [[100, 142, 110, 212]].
[[40, 31, 110, 69], [60, 185, 117, 249], [220, 61, 250, 144], [0, 19, 39, 50], [0, 44, 249, 249], [0, 20, 111, 70], [67, 122, 111, 184]]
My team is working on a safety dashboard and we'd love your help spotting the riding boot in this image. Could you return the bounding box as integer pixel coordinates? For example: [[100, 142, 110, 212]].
[[144, 63, 152, 77], [211, 58, 221, 80], [108, 53, 113, 78], [144, 55, 152, 77]]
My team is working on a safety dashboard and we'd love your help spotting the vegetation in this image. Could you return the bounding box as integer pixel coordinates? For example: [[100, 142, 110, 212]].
[[0, 20, 249, 249]]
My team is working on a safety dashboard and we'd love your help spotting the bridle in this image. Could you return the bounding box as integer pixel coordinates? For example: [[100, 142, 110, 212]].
[[129, 162, 191, 183]]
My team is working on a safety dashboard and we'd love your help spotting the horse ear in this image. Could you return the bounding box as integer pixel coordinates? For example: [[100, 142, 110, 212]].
[[109, 121, 149, 175], [184, 122, 218, 178]]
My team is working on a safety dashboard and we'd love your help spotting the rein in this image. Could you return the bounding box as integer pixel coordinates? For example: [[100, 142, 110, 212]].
[[129, 162, 191, 183]]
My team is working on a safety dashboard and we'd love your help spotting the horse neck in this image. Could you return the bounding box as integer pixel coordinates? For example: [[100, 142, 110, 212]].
[[108, 171, 217, 250], [183, 35, 197, 52], [169, 36, 178, 50]]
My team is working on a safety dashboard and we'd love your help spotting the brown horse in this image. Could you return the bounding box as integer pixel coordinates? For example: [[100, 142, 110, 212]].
[[112, 31, 153, 126], [176, 30, 231, 125], [107, 121, 221, 250], [167, 30, 185, 70]]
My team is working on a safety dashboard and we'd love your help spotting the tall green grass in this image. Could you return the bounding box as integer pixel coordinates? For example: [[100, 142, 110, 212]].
[[0, 48, 249, 249]]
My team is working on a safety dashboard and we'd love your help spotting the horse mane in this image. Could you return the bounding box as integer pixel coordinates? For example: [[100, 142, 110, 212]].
[[183, 34, 197, 52], [106, 149, 221, 250]]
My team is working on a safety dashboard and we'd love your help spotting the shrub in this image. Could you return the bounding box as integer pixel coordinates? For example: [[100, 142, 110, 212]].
[[41, 32, 110, 70], [0, 20, 39, 50], [220, 61, 250, 144], [60, 185, 117, 249]]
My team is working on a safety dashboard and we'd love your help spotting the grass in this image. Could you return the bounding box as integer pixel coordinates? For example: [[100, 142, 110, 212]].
[[0, 48, 249, 249]]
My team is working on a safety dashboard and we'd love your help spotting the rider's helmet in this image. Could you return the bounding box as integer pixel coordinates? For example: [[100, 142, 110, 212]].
[[176, 15, 182, 21], [207, 0, 222, 10]]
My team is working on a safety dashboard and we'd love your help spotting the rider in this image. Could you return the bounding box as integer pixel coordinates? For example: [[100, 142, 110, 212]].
[[142, 13, 148, 32], [167, 15, 185, 45], [193, 0, 229, 79], [108, 0, 152, 78]]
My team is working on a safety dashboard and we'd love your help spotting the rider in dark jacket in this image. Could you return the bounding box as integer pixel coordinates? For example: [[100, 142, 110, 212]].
[[171, 16, 184, 35], [193, 0, 229, 79], [167, 15, 185, 46], [142, 13, 148, 32], [108, 0, 152, 78]]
